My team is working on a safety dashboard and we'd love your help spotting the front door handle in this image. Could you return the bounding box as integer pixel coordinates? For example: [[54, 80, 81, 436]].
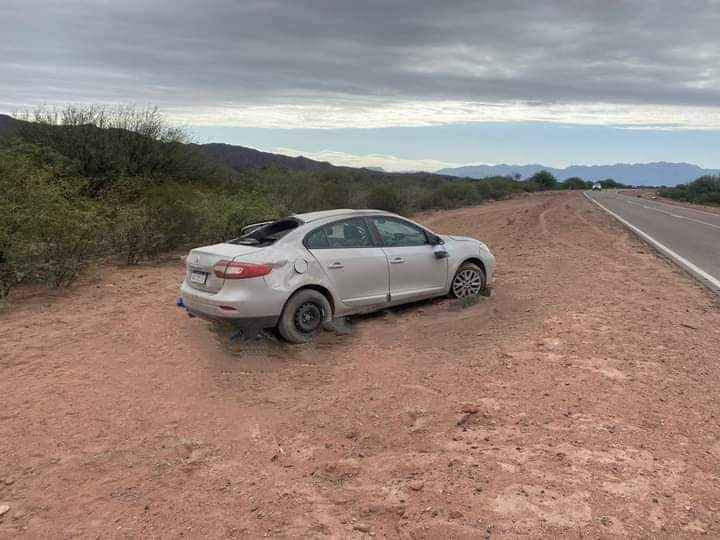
[[328, 262, 344, 269], [390, 257, 405, 264]]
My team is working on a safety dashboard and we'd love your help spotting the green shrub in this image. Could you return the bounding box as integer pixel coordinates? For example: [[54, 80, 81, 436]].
[[367, 184, 406, 213], [107, 204, 162, 265], [563, 177, 588, 190], [528, 170, 558, 190], [0, 146, 106, 296], [101, 178, 280, 263], [599, 178, 624, 189], [33, 199, 106, 287], [659, 175, 720, 206]]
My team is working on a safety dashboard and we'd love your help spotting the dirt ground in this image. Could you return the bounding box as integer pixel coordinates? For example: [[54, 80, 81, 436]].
[[1, 191, 720, 539]]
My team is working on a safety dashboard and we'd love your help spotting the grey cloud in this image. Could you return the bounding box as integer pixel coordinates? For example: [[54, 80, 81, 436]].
[[2, 0, 720, 114]]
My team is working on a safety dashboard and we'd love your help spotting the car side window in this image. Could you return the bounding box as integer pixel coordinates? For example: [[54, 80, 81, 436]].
[[305, 227, 330, 249], [372, 217, 429, 247], [305, 218, 372, 249]]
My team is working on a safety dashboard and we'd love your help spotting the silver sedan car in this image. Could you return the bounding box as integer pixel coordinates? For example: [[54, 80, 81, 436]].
[[179, 209, 496, 342]]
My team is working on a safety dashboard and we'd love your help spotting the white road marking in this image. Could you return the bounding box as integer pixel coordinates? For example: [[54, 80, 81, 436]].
[[617, 191, 720, 217], [585, 192, 720, 292], [623, 198, 720, 231]]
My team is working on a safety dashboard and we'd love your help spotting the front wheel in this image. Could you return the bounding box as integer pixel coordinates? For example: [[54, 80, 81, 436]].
[[277, 289, 332, 343], [450, 262, 486, 298]]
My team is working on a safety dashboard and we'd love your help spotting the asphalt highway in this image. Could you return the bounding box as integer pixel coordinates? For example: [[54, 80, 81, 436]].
[[586, 190, 720, 292]]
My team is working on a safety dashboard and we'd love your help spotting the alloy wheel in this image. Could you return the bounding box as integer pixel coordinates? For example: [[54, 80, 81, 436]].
[[452, 269, 483, 298]]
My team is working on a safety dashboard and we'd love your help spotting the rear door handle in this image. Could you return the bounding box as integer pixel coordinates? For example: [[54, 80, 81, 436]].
[[328, 262, 344, 269], [390, 257, 405, 264]]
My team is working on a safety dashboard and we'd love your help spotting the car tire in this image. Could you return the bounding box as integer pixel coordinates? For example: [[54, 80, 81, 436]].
[[450, 262, 486, 298], [277, 289, 332, 343]]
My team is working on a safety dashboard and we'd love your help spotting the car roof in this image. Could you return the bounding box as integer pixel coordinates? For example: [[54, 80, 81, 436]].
[[292, 209, 397, 222]]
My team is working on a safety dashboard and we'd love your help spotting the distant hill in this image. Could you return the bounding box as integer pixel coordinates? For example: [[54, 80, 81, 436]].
[[0, 114, 451, 178], [437, 162, 719, 186], [196, 142, 338, 172], [0, 114, 21, 139], [0, 114, 342, 172]]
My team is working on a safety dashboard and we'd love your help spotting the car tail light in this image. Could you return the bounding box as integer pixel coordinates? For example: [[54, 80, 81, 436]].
[[213, 260, 272, 279]]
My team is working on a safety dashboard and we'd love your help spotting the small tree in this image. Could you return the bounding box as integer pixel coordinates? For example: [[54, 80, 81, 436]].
[[563, 177, 586, 190], [599, 178, 624, 189], [528, 170, 558, 190], [16, 105, 192, 194]]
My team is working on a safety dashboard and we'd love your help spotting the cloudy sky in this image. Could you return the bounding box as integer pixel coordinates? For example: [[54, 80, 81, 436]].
[[3, 0, 720, 170]]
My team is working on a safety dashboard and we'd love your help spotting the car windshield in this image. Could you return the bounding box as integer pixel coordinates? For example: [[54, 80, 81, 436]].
[[229, 218, 301, 246]]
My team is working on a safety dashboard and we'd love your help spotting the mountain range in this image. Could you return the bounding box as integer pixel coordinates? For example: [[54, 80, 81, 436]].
[[1, 114, 715, 185], [436, 162, 718, 186]]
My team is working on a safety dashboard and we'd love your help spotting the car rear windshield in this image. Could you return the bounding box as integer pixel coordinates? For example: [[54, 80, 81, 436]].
[[229, 218, 301, 246]]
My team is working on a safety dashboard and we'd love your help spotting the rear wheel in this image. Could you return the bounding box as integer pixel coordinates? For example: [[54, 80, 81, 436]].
[[450, 262, 486, 298], [277, 289, 332, 343]]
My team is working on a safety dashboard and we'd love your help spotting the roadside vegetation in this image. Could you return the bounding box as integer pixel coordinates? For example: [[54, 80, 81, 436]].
[[658, 176, 720, 206], [0, 105, 596, 301]]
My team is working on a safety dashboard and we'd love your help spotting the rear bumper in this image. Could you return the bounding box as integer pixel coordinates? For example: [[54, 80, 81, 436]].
[[179, 280, 285, 327]]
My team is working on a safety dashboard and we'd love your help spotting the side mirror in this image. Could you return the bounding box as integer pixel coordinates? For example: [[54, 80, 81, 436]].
[[433, 245, 449, 259]]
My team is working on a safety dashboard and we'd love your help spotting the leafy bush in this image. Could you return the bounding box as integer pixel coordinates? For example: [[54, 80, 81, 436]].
[[528, 170, 558, 190], [563, 177, 589, 190], [107, 204, 163, 265], [659, 175, 720, 206], [599, 178, 625, 189], [16, 106, 228, 195], [0, 151, 38, 297], [101, 176, 280, 263], [367, 184, 407, 213], [0, 145, 106, 296]]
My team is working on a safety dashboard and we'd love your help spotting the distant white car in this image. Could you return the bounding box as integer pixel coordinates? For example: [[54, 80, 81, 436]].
[[592, 183, 602, 191], [179, 209, 496, 342]]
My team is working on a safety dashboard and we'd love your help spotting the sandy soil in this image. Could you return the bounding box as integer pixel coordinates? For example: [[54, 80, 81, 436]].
[[1, 191, 719, 539]]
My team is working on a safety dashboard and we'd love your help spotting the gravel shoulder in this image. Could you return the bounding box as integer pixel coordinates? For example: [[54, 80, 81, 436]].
[[1, 191, 719, 538]]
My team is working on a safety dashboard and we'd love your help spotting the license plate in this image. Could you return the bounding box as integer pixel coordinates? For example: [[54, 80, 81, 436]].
[[190, 271, 208, 285]]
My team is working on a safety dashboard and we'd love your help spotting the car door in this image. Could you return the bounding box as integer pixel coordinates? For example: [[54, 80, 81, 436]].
[[305, 217, 390, 309], [370, 216, 448, 303]]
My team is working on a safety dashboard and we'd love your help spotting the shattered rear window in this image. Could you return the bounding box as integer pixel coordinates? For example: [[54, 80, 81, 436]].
[[229, 218, 301, 246]]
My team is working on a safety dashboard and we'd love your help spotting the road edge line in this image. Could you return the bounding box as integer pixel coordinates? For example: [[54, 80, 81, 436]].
[[584, 192, 720, 294], [618, 190, 720, 218]]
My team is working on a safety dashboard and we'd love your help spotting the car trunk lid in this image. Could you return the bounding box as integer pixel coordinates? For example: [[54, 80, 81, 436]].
[[185, 243, 262, 293]]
